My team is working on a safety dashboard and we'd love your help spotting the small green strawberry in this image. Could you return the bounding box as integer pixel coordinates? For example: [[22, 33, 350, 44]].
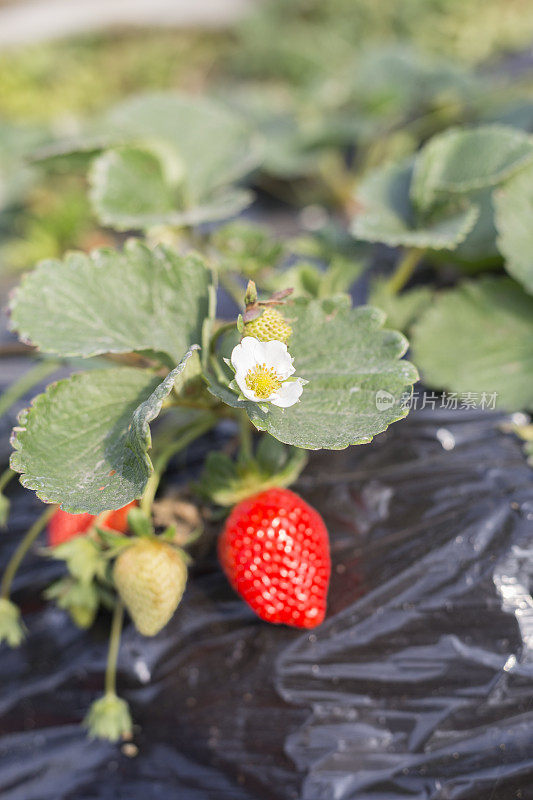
[[113, 540, 187, 636], [243, 307, 292, 344]]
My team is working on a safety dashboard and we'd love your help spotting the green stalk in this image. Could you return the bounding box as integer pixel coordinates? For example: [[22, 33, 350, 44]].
[[0, 467, 15, 494], [209, 320, 237, 384], [0, 359, 60, 421], [385, 248, 425, 295], [210, 321, 237, 353], [105, 600, 124, 696], [238, 410, 253, 463], [140, 413, 217, 514], [0, 504, 57, 599], [83, 600, 132, 740]]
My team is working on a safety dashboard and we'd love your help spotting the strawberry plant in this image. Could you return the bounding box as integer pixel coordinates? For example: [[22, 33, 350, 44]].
[[0, 94, 419, 738], [1, 2, 533, 750]]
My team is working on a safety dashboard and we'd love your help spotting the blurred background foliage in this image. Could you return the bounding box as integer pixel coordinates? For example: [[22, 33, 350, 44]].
[[1, 0, 533, 278]]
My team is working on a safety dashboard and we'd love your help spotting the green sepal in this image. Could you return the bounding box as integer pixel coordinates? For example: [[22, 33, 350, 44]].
[[198, 436, 308, 506], [125, 507, 154, 538], [83, 693, 133, 742], [159, 525, 178, 542], [45, 577, 99, 629], [95, 528, 129, 549], [244, 280, 258, 306], [48, 537, 106, 584], [0, 598, 26, 647]]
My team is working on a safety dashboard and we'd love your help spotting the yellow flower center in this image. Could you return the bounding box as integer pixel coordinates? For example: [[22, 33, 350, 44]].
[[245, 363, 283, 399]]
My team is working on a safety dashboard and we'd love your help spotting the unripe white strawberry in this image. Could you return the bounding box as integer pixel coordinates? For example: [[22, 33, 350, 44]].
[[113, 540, 187, 636], [243, 307, 292, 344]]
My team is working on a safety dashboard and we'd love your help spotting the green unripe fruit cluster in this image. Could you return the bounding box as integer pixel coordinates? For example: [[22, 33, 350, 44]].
[[243, 307, 292, 344]]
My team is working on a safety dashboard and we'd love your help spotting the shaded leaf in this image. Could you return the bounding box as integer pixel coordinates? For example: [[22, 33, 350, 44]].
[[9, 241, 210, 364], [350, 160, 479, 250], [33, 92, 260, 228], [448, 188, 500, 266], [411, 278, 533, 411], [90, 146, 253, 230], [103, 93, 259, 197], [494, 162, 533, 294], [411, 125, 533, 211], [212, 221, 284, 276], [368, 279, 433, 333], [11, 349, 199, 513]]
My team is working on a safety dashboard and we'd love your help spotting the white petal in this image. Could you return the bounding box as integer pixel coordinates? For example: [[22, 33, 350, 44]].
[[231, 342, 253, 372], [270, 378, 304, 408], [231, 338, 257, 375], [235, 372, 256, 401], [262, 339, 295, 378]]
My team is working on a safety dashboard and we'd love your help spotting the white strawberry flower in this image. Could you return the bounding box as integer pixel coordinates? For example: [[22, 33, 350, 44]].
[[230, 336, 306, 408]]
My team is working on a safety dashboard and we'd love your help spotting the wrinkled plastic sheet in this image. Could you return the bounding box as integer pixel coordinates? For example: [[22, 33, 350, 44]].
[[0, 407, 532, 800]]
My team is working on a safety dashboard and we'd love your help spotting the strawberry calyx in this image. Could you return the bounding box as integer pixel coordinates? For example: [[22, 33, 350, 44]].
[[199, 434, 307, 506]]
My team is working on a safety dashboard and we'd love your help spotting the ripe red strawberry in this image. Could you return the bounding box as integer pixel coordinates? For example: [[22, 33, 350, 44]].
[[218, 488, 330, 629], [48, 501, 137, 547]]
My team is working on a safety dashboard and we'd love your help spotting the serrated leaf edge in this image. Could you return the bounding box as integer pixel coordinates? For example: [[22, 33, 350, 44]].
[[8, 240, 209, 359], [9, 347, 199, 512]]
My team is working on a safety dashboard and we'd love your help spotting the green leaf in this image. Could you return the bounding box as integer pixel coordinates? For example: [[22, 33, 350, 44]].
[[9, 241, 210, 363], [494, 162, 533, 294], [411, 278, 533, 412], [11, 350, 199, 513], [210, 297, 418, 450], [351, 44, 481, 116], [448, 189, 500, 266], [350, 160, 479, 250], [35, 92, 260, 188], [34, 93, 259, 228], [89, 146, 177, 228], [212, 221, 284, 276], [411, 125, 533, 212], [0, 123, 49, 212], [368, 278, 433, 333], [90, 146, 253, 230], [268, 255, 365, 300], [103, 93, 259, 198]]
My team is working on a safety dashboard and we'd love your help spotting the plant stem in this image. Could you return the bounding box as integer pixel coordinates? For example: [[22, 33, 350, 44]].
[[0, 504, 57, 599], [238, 410, 253, 462], [105, 600, 124, 696], [0, 467, 15, 494], [209, 320, 237, 384], [140, 414, 217, 514], [210, 321, 237, 353], [385, 248, 425, 295], [0, 359, 60, 421]]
